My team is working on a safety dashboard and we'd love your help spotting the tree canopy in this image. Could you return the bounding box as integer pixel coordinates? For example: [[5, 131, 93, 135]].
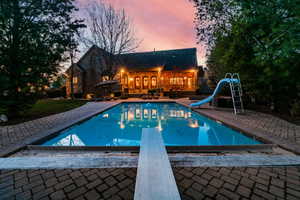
[[193, 0, 300, 115], [0, 0, 85, 117]]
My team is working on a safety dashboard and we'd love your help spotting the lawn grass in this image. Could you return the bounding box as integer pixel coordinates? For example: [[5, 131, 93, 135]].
[[2, 99, 86, 125]]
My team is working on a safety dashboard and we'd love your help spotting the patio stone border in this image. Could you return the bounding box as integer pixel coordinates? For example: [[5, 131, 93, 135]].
[[1, 155, 300, 169], [26, 144, 276, 153]]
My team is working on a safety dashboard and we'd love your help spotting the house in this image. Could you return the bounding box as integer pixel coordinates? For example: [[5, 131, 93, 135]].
[[66, 45, 203, 98]]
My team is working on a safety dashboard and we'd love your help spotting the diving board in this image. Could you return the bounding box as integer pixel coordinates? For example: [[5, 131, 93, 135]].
[[134, 128, 181, 200]]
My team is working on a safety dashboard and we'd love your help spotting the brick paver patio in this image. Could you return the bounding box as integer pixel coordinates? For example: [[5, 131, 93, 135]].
[[1, 166, 300, 200]]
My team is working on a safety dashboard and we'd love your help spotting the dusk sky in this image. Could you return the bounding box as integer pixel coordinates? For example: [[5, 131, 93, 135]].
[[76, 0, 206, 66]]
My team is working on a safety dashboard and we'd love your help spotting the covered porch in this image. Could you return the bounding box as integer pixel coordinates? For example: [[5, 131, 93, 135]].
[[118, 67, 198, 95]]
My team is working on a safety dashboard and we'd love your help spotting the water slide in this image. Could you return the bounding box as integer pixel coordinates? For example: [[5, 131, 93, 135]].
[[190, 78, 239, 107]]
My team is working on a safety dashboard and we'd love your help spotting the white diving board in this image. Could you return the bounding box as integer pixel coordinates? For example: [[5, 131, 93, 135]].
[[134, 128, 181, 200]]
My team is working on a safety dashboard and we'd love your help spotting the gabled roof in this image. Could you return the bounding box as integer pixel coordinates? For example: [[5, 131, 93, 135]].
[[77, 45, 101, 66], [119, 48, 198, 70], [66, 46, 198, 74], [65, 63, 84, 74]]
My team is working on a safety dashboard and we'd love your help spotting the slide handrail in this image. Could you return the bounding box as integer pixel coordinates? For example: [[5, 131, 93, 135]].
[[190, 73, 244, 114]]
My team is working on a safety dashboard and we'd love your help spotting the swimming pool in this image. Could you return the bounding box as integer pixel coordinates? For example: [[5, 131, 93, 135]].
[[42, 102, 261, 146]]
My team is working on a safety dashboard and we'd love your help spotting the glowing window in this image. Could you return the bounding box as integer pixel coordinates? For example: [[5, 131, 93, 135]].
[[135, 77, 141, 89], [73, 77, 78, 84], [188, 78, 192, 88], [177, 77, 183, 85], [151, 76, 157, 88], [170, 78, 174, 85], [143, 77, 149, 89], [102, 76, 109, 81], [170, 77, 184, 85], [123, 75, 128, 85]]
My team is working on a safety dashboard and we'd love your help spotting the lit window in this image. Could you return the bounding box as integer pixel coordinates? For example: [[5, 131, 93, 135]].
[[123, 75, 128, 85], [170, 77, 183, 85], [73, 77, 78, 84], [151, 76, 157, 88], [143, 77, 149, 89], [177, 77, 183, 85], [135, 77, 141, 89], [170, 78, 174, 85], [188, 78, 192, 88], [102, 76, 109, 81]]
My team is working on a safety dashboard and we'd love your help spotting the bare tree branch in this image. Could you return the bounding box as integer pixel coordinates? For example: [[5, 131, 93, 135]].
[[79, 1, 141, 79]]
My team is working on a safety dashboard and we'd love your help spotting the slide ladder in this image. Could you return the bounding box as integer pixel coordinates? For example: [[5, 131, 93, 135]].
[[225, 73, 244, 114], [190, 73, 244, 115]]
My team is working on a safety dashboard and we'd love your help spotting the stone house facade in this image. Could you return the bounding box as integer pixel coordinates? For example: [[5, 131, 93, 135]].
[[66, 45, 203, 98]]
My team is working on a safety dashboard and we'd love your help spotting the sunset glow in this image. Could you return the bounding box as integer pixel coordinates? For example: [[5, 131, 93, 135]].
[[76, 0, 205, 65]]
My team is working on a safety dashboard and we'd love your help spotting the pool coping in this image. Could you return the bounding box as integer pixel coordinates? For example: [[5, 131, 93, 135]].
[[2, 100, 298, 157], [1, 155, 300, 169], [26, 144, 276, 153]]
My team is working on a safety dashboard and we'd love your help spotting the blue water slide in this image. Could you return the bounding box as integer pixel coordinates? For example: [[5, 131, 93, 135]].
[[190, 78, 239, 107]]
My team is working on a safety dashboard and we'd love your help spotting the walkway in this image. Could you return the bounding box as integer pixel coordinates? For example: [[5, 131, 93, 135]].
[[0, 101, 119, 157]]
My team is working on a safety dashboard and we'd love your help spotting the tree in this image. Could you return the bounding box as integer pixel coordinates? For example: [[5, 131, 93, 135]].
[[80, 0, 140, 80], [193, 0, 300, 114], [192, 0, 241, 49], [0, 0, 85, 117], [51, 74, 66, 89]]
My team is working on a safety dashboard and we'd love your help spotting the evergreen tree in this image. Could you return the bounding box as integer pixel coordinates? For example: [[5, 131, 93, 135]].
[[0, 0, 85, 117]]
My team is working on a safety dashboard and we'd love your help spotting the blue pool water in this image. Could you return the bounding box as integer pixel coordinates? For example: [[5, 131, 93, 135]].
[[42, 103, 261, 146]]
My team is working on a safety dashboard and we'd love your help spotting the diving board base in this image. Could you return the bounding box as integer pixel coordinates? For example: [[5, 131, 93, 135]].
[[134, 128, 181, 200]]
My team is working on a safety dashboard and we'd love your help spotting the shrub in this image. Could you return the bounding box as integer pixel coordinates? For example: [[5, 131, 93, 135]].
[[74, 93, 83, 99], [46, 88, 66, 98], [290, 100, 300, 117]]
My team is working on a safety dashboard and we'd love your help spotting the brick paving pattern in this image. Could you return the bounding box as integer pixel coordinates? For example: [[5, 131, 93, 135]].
[[0, 102, 117, 156], [174, 166, 300, 200], [1, 166, 300, 200], [0, 168, 137, 200]]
